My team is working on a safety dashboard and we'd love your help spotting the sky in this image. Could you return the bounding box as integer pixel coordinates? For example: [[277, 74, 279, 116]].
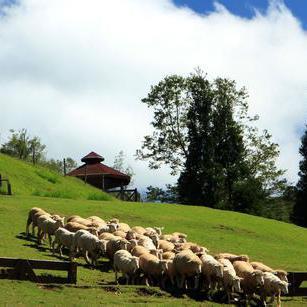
[[0, 0, 307, 191]]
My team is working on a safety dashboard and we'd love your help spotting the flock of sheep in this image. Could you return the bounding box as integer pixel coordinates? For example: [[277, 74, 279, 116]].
[[26, 207, 289, 306]]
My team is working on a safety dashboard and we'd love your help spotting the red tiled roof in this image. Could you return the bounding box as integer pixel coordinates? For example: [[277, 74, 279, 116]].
[[67, 162, 130, 180], [81, 151, 104, 162]]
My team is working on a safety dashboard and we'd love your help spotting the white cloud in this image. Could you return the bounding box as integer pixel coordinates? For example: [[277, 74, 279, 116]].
[[0, 0, 306, 189]]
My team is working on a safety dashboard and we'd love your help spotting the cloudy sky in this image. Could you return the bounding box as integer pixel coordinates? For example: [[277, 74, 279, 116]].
[[0, 0, 307, 190]]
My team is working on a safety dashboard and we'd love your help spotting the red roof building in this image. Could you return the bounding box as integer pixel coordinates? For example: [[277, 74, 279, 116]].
[[67, 151, 131, 190]]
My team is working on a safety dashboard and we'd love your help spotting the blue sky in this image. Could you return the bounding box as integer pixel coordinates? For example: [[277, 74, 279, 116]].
[[173, 0, 307, 29], [0, 0, 306, 187]]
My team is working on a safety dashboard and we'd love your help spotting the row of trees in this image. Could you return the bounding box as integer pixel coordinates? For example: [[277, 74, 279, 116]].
[[0, 129, 77, 174], [139, 71, 289, 217]]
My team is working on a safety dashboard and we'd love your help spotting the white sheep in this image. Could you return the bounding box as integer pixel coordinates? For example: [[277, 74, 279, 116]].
[[173, 250, 202, 290], [259, 272, 289, 307], [106, 237, 129, 260], [233, 260, 264, 303], [52, 227, 75, 258], [98, 223, 118, 234], [139, 253, 168, 286], [37, 216, 65, 246], [218, 258, 242, 303], [200, 254, 224, 291], [113, 250, 139, 284], [138, 236, 157, 251], [73, 231, 107, 266]]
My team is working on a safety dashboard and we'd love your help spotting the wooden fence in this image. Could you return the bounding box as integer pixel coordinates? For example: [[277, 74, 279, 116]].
[[107, 188, 140, 202], [0, 174, 12, 195], [0, 257, 77, 284], [287, 272, 307, 296]]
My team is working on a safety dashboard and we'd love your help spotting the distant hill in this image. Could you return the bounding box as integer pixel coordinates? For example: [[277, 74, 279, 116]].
[[0, 153, 112, 201]]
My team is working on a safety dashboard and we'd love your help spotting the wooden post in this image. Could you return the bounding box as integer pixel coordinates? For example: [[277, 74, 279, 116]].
[[63, 158, 67, 176], [102, 174, 105, 191], [0, 174, 2, 187], [67, 262, 77, 284], [7, 182, 12, 195], [134, 188, 138, 202], [120, 185, 124, 200]]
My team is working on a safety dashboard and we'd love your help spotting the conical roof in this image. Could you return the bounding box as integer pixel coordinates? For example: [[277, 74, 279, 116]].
[[81, 151, 104, 163]]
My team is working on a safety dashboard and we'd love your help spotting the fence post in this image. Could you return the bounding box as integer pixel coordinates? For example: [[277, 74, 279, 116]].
[[134, 188, 138, 202], [7, 182, 12, 195], [67, 262, 77, 284]]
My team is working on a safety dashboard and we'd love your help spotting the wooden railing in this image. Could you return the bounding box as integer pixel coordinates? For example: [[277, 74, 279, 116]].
[[287, 272, 307, 296], [107, 188, 140, 202], [0, 257, 77, 284]]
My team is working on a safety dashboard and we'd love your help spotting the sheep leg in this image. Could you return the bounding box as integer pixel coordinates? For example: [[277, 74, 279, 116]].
[[179, 275, 185, 289], [114, 270, 118, 284], [276, 293, 281, 307], [51, 240, 56, 254], [125, 274, 129, 285], [38, 231, 44, 245], [194, 274, 200, 290], [83, 250, 91, 265], [268, 294, 275, 304], [26, 215, 32, 235], [48, 234, 52, 248]]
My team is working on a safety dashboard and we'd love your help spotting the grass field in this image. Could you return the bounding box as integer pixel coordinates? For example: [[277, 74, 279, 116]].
[[0, 154, 307, 305]]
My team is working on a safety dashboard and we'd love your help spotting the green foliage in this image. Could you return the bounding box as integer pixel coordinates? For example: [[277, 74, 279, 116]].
[[136, 75, 189, 175], [0, 153, 112, 201], [292, 125, 307, 226], [42, 157, 77, 175], [87, 192, 113, 201], [145, 184, 178, 203], [0, 129, 46, 164], [139, 71, 286, 217], [113, 150, 135, 186], [36, 170, 58, 184]]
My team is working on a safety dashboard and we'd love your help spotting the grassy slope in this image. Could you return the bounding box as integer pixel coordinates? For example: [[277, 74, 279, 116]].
[[0, 153, 112, 201], [0, 154, 306, 305], [0, 196, 306, 306]]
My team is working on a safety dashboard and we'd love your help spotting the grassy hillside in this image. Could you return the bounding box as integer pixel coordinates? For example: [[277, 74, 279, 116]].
[[0, 154, 306, 305], [0, 153, 112, 201], [0, 196, 307, 305]]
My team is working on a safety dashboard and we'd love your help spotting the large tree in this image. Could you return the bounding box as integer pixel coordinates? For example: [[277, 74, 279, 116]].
[[292, 125, 307, 226], [137, 71, 285, 210]]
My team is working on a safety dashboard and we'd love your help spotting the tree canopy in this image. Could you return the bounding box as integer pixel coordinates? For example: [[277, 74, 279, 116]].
[[137, 71, 286, 212], [292, 125, 307, 226]]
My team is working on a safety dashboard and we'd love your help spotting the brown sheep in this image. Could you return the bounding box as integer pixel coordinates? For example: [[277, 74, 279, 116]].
[[26, 207, 48, 236], [216, 253, 250, 263], [162, 251, 175, 260], [158, 240, 175, 252], [87, 216, 105, 224], [118, 222, 131, 232], [131, 226, 147, 235], [173, 250, 202, 289], [233, 261, 264, 303], [139, 253, 168, 286], [64, 222, 98, 236]]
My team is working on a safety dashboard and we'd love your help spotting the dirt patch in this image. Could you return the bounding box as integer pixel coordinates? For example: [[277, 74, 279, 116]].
[[136, 287, 164, 297], [38, 284, 63, 291], [102, 286, 121, 295], [213, 224, 255, 235]]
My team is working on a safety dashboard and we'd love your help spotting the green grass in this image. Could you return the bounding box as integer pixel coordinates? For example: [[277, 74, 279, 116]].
[[0, 153, 112, 201], [0, 195, 307, 305], [0, 153, 307, 305]]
